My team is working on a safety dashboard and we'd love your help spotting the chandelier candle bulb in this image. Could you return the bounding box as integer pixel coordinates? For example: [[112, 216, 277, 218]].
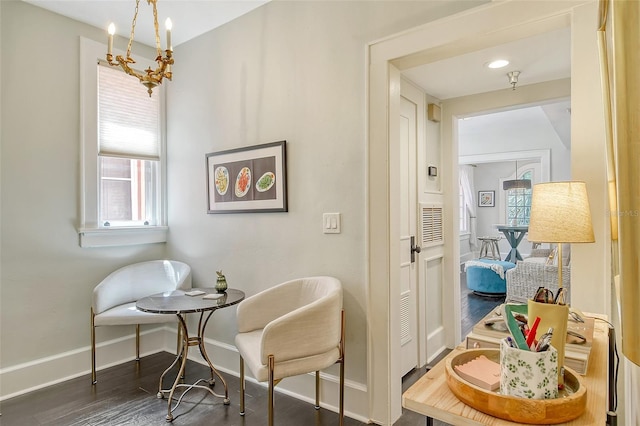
[[165, 18, 172, 51], [107, 23, 115, 55]]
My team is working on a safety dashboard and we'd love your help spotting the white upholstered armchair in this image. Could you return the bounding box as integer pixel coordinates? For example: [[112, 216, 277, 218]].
[[90, 260, 191, 384], [234, 276, 344, 426], [505, 248, 571, 303]]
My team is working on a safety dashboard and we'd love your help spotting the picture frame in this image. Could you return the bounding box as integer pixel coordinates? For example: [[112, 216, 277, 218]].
[[206, 141, 287, 213], [478, 190, 495, 207]]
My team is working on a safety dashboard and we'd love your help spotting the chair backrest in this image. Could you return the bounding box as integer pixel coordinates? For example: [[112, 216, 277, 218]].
[[92, 260, 192, 314], [237, 276, 342, 336]]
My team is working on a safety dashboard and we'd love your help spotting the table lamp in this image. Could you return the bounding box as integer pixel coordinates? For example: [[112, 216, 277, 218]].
[[527, 181, 595, 386], [528, 181, 595, 291]]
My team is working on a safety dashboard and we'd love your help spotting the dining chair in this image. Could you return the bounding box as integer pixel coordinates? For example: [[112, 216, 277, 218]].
[[235, 276, 345, 426], [90, 260, 191, 384]]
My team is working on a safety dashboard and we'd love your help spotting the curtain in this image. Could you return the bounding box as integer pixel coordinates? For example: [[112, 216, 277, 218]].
[[598, 0, 640, 367], [459, 165, 477, 250]]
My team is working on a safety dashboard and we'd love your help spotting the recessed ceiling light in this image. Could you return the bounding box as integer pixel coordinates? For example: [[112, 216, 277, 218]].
[[487, 59, 509, 69]]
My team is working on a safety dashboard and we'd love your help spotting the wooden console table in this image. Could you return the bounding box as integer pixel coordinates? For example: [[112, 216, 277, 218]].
[[402, 314, 609, 425]]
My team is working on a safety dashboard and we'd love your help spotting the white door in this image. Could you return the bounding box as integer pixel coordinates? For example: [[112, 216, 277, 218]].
[[399, 94, 419, 376]]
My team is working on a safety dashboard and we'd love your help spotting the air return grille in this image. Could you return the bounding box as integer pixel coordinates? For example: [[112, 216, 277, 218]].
[[420, 204, 444, 246]]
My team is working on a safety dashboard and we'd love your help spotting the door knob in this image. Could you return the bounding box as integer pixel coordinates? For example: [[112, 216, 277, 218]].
[[411, 236, 421, 263]]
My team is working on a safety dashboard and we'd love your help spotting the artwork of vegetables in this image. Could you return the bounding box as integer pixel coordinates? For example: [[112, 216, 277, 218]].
[[206, 141, 287, 213]]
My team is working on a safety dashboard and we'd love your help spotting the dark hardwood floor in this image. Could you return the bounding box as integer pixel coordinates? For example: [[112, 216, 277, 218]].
[[0, 270, 501, 426], [459, 270, 505, 339], [0, 352, 362, 426]]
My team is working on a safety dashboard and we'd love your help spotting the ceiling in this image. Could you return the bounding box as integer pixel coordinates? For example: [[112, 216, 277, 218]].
[[23, 0, 270, 48], [402, 26, 572, 148], [25, 1, 570, 101], [402, 27, 571, 100], [24, 1, 571, 142]]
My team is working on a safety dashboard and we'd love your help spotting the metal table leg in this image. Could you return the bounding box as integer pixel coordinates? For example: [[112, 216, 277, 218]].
[[157, 311, 230, 422]]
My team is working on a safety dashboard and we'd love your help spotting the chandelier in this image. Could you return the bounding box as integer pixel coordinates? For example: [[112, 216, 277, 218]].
[[106, 0, 173, 97], [503, 160, 531, 190]]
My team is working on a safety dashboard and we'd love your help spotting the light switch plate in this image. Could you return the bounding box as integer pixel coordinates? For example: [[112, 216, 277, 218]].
[[323, 213, 341, 234]]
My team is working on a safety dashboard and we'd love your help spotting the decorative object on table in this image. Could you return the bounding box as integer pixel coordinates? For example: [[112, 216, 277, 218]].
[[105, 0, 173, 96], [206, 141, 287, 213], [467, 305, 595, 375], [527, 297, 570, 385], [215, 270, 228, 293], [527, 181, 595, 292], [527, 181, 595, 385], [500, 338, 558, 399], [478, 190, 494, 207], [445, 348, 586, 424], [502, 160, 531, 190], [453, 354, 500, 391]]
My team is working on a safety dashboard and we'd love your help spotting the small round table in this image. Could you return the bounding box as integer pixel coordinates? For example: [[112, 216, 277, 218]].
[[136, 288, 245, 422]]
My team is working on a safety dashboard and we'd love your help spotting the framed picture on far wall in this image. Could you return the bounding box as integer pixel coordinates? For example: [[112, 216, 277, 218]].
[[206, 141, 287, 213], [478, 190, 495, 207]]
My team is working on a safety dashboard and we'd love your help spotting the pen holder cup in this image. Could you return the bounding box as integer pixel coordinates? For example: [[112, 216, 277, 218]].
[[527, 299, 569, 386], [500, 338, 559, 399]]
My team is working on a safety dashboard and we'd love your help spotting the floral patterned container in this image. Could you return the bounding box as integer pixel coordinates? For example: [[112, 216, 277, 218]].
[[500, 338, 559, 399]]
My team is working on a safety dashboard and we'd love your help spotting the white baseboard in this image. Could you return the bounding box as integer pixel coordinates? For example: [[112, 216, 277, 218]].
[[0, 326, 168, 401], [0, 326, 371, 423]]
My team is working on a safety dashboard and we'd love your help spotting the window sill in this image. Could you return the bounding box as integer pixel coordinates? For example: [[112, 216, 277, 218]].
[[78, 226, 168, 248]]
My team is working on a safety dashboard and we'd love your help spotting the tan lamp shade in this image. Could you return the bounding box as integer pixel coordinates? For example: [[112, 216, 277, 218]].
[[528, 181, 595, 243]]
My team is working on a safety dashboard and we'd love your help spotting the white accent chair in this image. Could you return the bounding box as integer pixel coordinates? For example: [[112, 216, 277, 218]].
[[90, 260, 192, 384], [235, 276, 345, 426]]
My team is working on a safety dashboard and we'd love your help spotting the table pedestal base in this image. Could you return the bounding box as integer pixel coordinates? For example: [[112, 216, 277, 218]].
[[157, 312, 230, 422]]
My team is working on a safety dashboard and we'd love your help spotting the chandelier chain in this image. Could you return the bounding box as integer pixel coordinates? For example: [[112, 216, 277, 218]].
[[151, 0, 162, 57], [126, 0, 140, 59]]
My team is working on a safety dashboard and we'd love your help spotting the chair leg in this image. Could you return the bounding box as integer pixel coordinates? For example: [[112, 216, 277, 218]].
[[339, 357, 345, 426], [268, 354, 275, 426], [339, 309, 345, 426], [239, 356, 245, 416], [91, 308, 97, 385], [315, 371, 320, 409], [135, 324, 140, 361]]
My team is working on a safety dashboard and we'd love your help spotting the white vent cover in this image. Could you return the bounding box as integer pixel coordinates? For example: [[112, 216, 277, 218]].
[[400, 292, 411, 345], [420, 204, 444, 247]]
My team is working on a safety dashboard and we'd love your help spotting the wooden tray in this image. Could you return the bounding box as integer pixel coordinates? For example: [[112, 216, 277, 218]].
[[445, 349, 587, 424]]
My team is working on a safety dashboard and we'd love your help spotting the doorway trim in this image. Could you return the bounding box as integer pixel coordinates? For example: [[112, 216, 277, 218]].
[[366, 1, 594, 424]]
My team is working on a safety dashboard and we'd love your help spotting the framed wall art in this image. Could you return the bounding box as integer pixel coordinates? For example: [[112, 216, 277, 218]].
[[206, 141, 287, 213], [478, 190, 495, 207]]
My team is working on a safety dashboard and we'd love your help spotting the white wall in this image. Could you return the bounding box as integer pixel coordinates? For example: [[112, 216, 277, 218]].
[[0, 0, 167, 387]]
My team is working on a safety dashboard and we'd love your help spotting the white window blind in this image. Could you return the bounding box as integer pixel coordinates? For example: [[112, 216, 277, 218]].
[[98, 62, 161, 160]]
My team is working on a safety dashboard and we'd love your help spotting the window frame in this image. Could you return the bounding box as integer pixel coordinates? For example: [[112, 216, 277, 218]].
[[78, 37, 167, 247]]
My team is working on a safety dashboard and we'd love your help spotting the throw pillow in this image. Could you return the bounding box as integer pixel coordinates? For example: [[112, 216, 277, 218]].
[[545, 247, 559, 266]]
